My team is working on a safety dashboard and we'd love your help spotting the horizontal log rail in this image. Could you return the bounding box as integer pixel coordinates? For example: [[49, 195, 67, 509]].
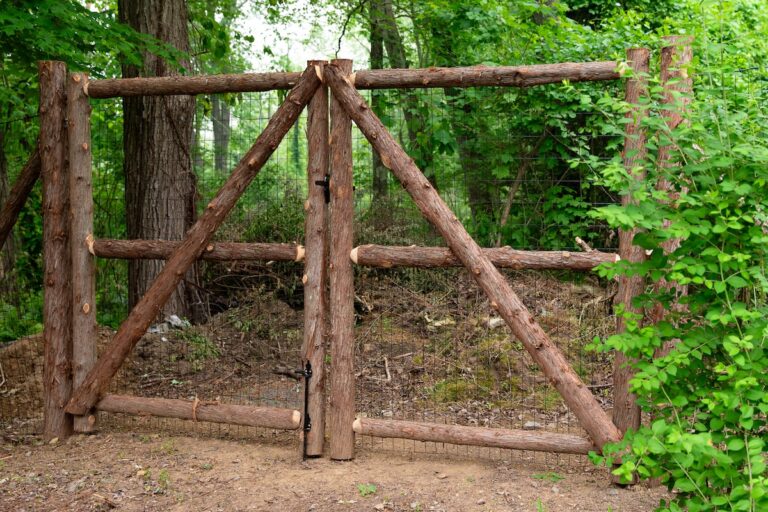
[[93, 239, 305, 262], [351, 244, 618, 270], [86, 61, 620, 98], [97, 394, 301, 430], [353, 418, 597, 455]]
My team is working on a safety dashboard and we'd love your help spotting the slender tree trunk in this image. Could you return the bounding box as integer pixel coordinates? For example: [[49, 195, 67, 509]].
[[369, 0, 389, 202], [0, 129, 16, 294], [211, 95, 230, 174], [119, 0, 199, 321]]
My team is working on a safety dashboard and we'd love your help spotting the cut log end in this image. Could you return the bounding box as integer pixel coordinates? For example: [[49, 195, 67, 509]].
[[350, 246, 359, 264], [292, 410, 302, 428], [352, 417, 362, 433], [295, 245, 306, 262]]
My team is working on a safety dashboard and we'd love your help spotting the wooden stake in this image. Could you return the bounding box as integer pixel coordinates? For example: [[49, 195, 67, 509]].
[[303, 60, 329, 457], [92, 239, 303, 262], [97, 394, 301, 429], [613, 48, 650, 437], [0, 147, 40, 252], [65, 67, 321, 415], [353, 417, 596, 455], [40, 61, 73, 440], [68, 72, 97, 433], [328, 59, 356, 460], [351, 244, 618, 270], [324, 63, 622, 450]]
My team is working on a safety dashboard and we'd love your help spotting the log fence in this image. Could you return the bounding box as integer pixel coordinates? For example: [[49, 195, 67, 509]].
[[9, 44, 687, 465]]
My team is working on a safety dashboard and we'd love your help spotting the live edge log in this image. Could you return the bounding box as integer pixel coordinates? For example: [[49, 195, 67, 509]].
[[353, 418, 597, 455], [92, 239, 304, 262], [86, 61, 619, 98], [324, 63, 622, 451], [97, 394, 301, 430], [65, 66, 321, 416], [351, 244, 618, 270]]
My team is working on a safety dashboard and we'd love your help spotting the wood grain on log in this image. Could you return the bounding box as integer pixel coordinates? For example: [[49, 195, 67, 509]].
[[351, 244, 617, 270], [324, 63, 621, 450], [68, 72, 98, 433], [302, 60, 329, 457], [97, 394, 301, 429], [0, 147, 40, 252], [65, 66, 321, 415], [353, 418, 597, 455], [40, 61, 73, 440], [92, 239, 303, 262], [328, 59, 357, 460]]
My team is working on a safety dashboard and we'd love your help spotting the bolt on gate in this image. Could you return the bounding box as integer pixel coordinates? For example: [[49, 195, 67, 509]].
[[0, 36, 692, 464]]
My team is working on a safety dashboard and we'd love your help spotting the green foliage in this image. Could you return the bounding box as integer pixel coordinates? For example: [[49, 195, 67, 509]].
[[589, 5, 768, 509], [357, 483, 377, 497]]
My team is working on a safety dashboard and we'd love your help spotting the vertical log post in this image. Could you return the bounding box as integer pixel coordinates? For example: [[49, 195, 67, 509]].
[[67, 72, 97, 433], [328, 59, 356, 460], [648, 36, 693, 341], [40, 61, 73, 440], [302, 60, 329, 457], [613, 48, 650, 437], [324, 64, 622, 450]]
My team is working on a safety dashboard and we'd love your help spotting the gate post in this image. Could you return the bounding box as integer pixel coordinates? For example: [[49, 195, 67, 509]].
[[613, 48, 650, 437], [68, 72, 98, 433], [328, 58, 356, 460], [303, 60, 330, 456], [40, 61, 73, 440]]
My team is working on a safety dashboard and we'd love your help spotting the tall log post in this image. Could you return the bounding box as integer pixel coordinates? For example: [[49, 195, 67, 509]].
[[67, 72, 97, 433], [0, 147, 40, 252], [648, 37, 693, 345], [328, 59, 356, 460], [302, 60, 329, 457], [324, 64, 622, 450], [65, 67, 321, 415], [40, 61, 73, 440], [613, 48, 650, 437]]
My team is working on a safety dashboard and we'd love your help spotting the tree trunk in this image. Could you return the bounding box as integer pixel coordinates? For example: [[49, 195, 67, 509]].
[[119, 0, 198, 322], [211, 95, 231, 174], [0, 130, 16, 294], [369, 0, 389, 202]]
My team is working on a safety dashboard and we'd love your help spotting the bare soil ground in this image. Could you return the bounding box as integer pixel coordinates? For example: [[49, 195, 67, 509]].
[[0, 433, 669, 512]]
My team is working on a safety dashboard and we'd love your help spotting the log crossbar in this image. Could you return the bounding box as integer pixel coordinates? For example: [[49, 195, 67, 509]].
[[86, 61, 620, 98], [97, 394, 301, 430], [353, 417, 597, 455], [65, 66, 322, 416], [92, 239, 305, 262], [324, 63, 622, 450], [351, 244, 618, 270]]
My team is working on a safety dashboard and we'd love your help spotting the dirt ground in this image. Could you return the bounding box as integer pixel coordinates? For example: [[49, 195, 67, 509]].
[[0, 433, 670, 512]]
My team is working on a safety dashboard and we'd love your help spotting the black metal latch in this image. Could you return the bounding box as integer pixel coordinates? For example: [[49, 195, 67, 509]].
[[295, 361, 313, 459], [314, 175, 330, 204]]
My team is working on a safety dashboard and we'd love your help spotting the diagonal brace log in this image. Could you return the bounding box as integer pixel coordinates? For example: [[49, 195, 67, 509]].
[[66, 66, 321, 415], [323, 64, 622, 450], [0, 146, 41, 252]]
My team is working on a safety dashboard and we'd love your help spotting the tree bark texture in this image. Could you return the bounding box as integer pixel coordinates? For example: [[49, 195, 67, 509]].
[[328, 59, 357, 460], [369, 0, 389, 202], [351, 244, 617, 270], [119, 0, 198, 321], [324, 64, 622, 450], [211, 95, 231, 174], [65, 67, 321, 416], [613, 48, 650, 437], [0, 147, 40, 253], [93, 239, 304, 262], [302, 60, 329, 457], [85, 61, 619, 98], [40, 61, 73, 441], [97, 394, 301, 429], [353, 418, 596, 455], [68, 73, 98, 433], [648, 37, 693, 343]]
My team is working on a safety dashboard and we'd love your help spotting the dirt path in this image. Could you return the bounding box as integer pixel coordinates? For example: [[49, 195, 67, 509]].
[[0, 433, 668, 511]]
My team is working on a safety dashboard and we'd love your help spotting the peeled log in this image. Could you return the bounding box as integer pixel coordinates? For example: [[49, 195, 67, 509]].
[[97, 394, 301, 430], [324, 63, 621, 450], [353, 418, 596, 455], [93, 239, 303, 262], [351, 244, 617, 270]]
